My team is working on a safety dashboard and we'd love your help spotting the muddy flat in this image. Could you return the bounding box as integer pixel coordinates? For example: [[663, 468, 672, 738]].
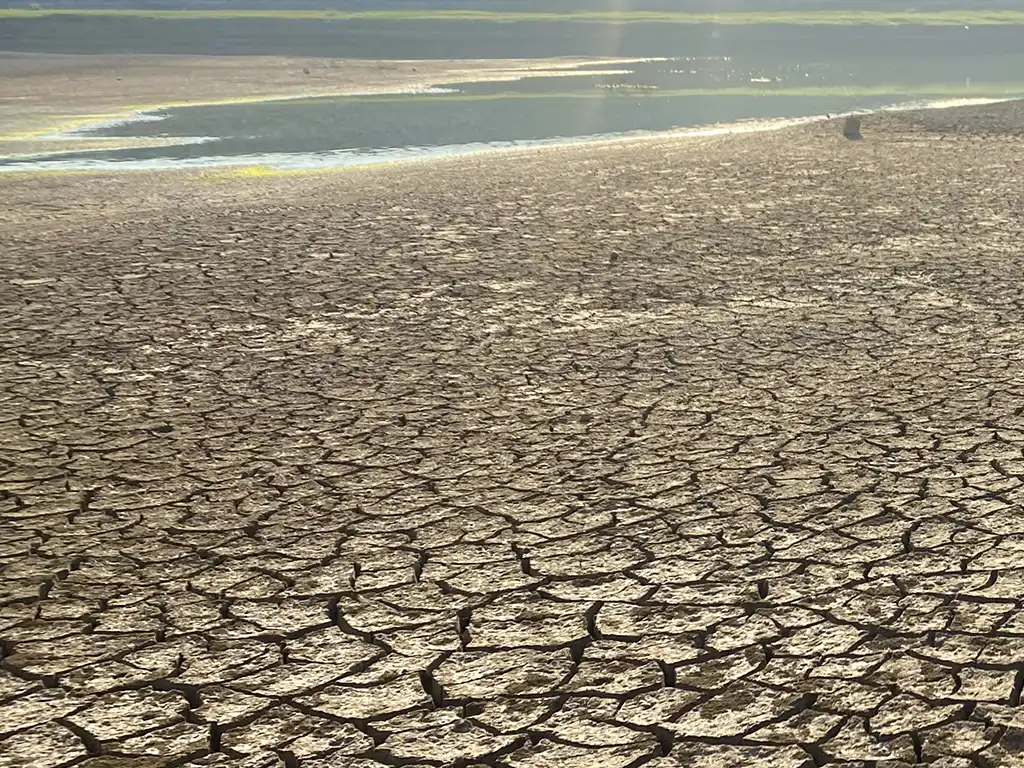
[[2, 100, 1024, 767]]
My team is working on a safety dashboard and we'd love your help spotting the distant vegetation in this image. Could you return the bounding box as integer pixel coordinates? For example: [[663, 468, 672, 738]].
[[2, 8, 1024, 24], [4, 0, 1024, 9]]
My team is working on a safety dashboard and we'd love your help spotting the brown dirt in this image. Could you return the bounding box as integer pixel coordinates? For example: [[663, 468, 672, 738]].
[[2, 101, 1024, 766]]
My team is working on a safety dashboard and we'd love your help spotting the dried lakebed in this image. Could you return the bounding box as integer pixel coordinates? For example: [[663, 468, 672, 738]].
[[3, 102, 1024, 767]]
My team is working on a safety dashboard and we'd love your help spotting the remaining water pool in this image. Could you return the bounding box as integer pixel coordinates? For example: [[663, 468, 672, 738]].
[[4, 38, 1024, 172]]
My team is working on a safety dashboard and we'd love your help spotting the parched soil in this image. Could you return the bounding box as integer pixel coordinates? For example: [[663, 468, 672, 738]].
[[2, 102, 1024, 767]]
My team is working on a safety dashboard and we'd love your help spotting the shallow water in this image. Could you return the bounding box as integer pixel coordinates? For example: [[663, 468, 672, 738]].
[[2, 14, 1023, 58], [3, 24, 1024, 172]]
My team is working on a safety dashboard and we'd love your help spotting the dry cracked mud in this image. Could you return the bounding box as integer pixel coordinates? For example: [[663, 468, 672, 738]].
[[3, 101, 1024, 767]]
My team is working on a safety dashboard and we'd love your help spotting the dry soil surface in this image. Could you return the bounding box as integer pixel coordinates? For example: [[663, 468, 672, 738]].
[[3, 102, 1024, 768]]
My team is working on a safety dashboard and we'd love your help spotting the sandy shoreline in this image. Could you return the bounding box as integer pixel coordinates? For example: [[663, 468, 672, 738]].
[[3, 100, 1024, 765], [0, 53, 658, 158], [0, 96, 1012, 230]]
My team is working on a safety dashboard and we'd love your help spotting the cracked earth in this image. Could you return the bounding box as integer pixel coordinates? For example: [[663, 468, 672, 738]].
[[3, 101, 1024, 768]]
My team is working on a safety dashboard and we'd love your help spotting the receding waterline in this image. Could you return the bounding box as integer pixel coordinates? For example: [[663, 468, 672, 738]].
[[0, 115, 824, 173], [0, 97, 1011, 174]]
